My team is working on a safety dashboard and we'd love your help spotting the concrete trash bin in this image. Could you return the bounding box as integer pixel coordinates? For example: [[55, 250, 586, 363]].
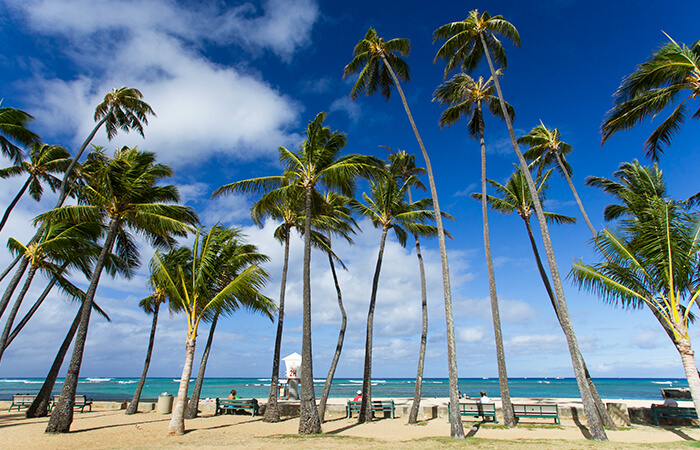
[[157, 393, 174, 414]]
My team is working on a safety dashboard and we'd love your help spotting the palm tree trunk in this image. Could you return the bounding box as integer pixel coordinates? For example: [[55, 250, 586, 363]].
[[46, 218, 119, 434], [318, 238, 347, 422], [26, 306, 82, 418], [479, 33, 607, 441], [6, 265, 66, 349], [0, 176, 31, 233], [298, 185, 321, 434], [0, 257, 29, 319], [554, 152, 597, 236], [168, 335, 196, 436], [0, 265, 37, 364], [380, 54, 464, 439], [523, 218, 617, 429], [676, 336, 700, 415], [478, 129, 515, 427], [263, 227, 291, 423], [126, 303, 160, 415], [359, 227, 389, 423], [186, 312, 219, 419], [408, 188, 428, 425], [0, 255, 21, 283]]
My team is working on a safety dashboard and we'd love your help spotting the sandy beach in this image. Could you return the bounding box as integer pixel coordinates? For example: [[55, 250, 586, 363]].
[[1, 397, 698, 449]]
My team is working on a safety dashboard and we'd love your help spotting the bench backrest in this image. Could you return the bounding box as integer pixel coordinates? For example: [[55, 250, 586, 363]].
[[651, 405, 698, 416], [12, 394, 35, 403], [53, 394, 88, 405], [513, 404, 558, 415], [459, 402, 495, 414], [218, 399, 257, 407]]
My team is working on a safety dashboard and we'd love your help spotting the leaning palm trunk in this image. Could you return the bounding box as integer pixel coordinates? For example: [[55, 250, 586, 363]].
[[380, 54, 464, 439], [263, 227, 291, 423], [407, 188, 428, 425], [168, 336, 196, 435], [478, 130, 515, 427], [26, 306, 82, 418], [0, 177, 31, 233], [46, 219, 119, 433], [359, 227, 389, 423], [0, 265, 37, 364], [523, 219, 616, 429], [0, 255, 21, 283], [479, 34, 606, 440], [0, 258, 29, 319], [126, 303, 160, 415], [298, 186, 321, 434], [675, 333, 700, 415], [554, 152, 597, 237], [186, 312, 219, 419], [318, 241, 348, 422]]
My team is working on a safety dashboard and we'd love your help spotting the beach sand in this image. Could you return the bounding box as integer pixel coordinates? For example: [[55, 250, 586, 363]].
[[1, 398, 698, 449]]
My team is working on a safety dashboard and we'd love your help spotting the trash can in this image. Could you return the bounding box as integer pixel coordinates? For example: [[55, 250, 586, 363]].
[[157, 392, 174, 414]]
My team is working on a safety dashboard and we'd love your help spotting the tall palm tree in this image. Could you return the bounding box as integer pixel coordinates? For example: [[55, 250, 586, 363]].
[[214, 112, 381, 434], [0, 101, 41, 165], [385, 147, 430, 425], [519, 122, 598, 236], [353, 172, 442, 423], [571, 161, 700, 414], [434, 11, 608, 440], [433, 71, 516, 427], [185, 236, 271, 419], [601, 35, 700, 161], [153, 226, 274, 435], [44, 147, 197, 433], [344, 29, 464, 438], [0, 144, 71, 233]]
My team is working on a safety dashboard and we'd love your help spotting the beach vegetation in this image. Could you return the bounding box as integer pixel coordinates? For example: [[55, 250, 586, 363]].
[[433, 69, 516, 428], [345, 27, 464, 439]]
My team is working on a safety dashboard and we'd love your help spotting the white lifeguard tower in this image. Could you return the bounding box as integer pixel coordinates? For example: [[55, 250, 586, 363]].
[[282, 352, 302, 400]]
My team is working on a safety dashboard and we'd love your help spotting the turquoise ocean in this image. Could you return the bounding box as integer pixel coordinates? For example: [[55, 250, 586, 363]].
[[0, 377, 686, 401]]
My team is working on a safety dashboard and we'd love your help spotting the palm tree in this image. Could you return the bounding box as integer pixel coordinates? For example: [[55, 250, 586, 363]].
[[571, 161, 700, 414], [473, 165, 617, 429], [0, 101, 41, 165], [0, 144, 71, 233], [185, 235, 271, 419], [44, 147, 197, 433], [0, 221, 102, 364], [353, 172, 442, 423], [152, 226, 274, 435], [384, 147, 430, 424], [434, 11, 608, 440], [214, 112, 381, 434], [519, 123, 598, 236], [433, 71, 516, 427], [601, 35, 700, 161], [344, 29, 464, 438]]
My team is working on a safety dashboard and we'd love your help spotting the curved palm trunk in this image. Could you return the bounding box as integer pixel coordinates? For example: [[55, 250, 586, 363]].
[[523, 219, 616, 429], [359, 227, 389, 423], [6, 273, 60, 348], [126, 303, 160, 415], [46, 218, 119, 433], [318, 243, 347, 422], [478, 129, 515, 427], [0, 176, 31, 233], [168, 335, 196, 435], [408, 188, 428, 425], [26, 307, 82, 418], [0, 255, 21, 283], [554, 152, 597, 236], [0, 258, 29, 320], [0, 265, 37, 365], [479, 34, 606, 441], [675, 335, 700, 415], [381, 54, 464, 439], [186, 312, 219, 419], [263, 227, 291, 423], [298, 185, 321, 434]]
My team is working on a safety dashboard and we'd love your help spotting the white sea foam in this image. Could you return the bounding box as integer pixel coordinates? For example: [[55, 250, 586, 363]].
[[652, 381, 673, 385], [257, 378, 271, 382], [86, 378, 111, 382], [348, 380, 362, 384], [118, 381, 137, 384], [0, 379, 41, 384]]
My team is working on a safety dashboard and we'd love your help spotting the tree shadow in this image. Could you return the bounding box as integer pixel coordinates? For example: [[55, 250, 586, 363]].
[[570, 408, 592, 439], [70, 417, 171, 434], [667, 427, 697, 441], [326, 420, 362, 434], [465, 422, 480, 437]]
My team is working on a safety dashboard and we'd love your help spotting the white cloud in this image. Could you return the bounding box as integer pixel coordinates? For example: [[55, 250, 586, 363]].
[[454, 183, 478, 197], [330, 96, 361, 124]]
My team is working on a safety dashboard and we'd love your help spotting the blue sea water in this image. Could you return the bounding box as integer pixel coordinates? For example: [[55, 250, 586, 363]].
[[0, 377, 686, 401]]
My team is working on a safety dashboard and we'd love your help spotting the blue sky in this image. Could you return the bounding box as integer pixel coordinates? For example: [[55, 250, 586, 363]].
[[0, 0, 698, 382]]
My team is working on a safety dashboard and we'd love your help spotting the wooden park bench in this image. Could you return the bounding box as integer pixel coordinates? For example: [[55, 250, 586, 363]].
[[448, 401, 498, 423], [346, 400, 395, 419], [8, 394, 35, 411], [51, 394, 93, 412], [650, 404, 698, 426], [513, 403, 560, 424], [215, 398, 259, 416]]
